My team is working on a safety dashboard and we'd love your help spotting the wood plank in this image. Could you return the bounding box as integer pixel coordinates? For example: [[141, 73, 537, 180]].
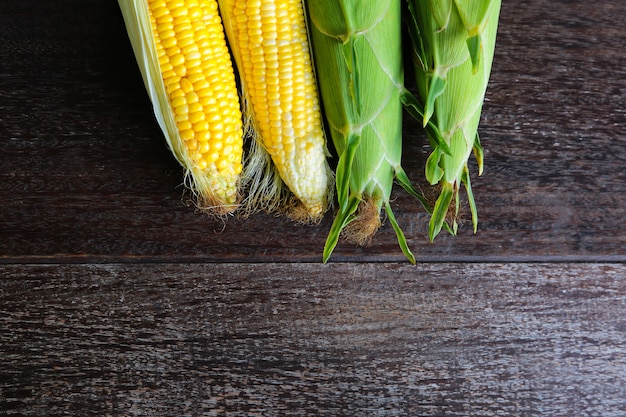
[[1, 0, 625, 263], [1, 262, 625, 415]]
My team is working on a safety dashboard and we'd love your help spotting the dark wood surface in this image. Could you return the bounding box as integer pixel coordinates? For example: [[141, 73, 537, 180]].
[[1, 0, 625, 415], [2, 263, 626, 416]]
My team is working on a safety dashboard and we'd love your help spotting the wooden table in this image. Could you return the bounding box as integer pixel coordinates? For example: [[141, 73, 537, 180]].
[[1, 0, 625, 415]]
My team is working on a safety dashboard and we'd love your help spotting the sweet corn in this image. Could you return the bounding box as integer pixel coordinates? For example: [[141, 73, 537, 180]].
[[217, 0, 332, 222], [118, 0, 244, 214]]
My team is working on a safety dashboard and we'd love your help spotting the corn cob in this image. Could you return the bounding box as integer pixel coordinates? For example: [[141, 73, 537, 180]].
[[118, 0, 244, 214], [217, 0, 332, 222], [406, 0, 501, 239], [308, 0, 427, 263]]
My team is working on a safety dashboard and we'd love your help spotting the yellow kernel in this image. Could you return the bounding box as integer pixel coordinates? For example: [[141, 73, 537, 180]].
[[186, 139, 198, 151], [180, 77, 193, 93], [198, 93, 216, 107], [207, 112, 221, 124], [267, 91, 280, 101], [174, 113, 188, 123], [165, 45, 180, 57], [187, 73, 205, 84], [188, 102, 203, 114], [151, 5, 169, 20], [177, 33, 195, 48], [179, 129, 194, 141], [170, 53, 185, 67], [210, 122, 224, 133], [161, 36, 177, 49], [177, 119, 192, 131], [217, 159, 229, 171], [174, 64, 187, 76], [175, 103, 189, 116], [196, 159, 208, 170], [156, 13, 173, 26], [188, 5, 202, 19], [186, 91, 199, 104], [182, 43, 200, 55], [208, 152, 219, 163], [185, 50, 202, 64], [193, 120, 210, 134], [161, 69, 177, 82], [174, 22, 190, 35], [188, 110, 205, 124], [171, 96, 186, 109], [184, 61, 201, 73], [169, 3, 187, 17], [169, 90, 184, 103], [247, 18, 263, 30], [198, 141, 210, 153], [196, 130, 211, 142], [209, 138, 223, 151]]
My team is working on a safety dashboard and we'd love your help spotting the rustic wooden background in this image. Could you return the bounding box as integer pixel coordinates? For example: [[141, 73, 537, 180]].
[[1, 0, 625, 415]]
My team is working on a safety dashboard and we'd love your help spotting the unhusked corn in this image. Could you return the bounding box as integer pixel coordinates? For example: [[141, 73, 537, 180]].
[[406, 0, 501, 239], [307, 0, 422, 263]]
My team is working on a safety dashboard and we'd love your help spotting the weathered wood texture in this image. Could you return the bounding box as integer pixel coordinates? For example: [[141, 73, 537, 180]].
[[1, 0, 625, 263], [1, 263, 625, 416]]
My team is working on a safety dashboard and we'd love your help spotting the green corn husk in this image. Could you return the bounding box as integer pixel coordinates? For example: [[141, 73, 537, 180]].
[[307, 0, 428, 263], [406, 0, 501, 240]]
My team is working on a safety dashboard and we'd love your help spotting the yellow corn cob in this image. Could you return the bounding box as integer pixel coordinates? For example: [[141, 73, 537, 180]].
[[119, 0, 244, 214], [217, 0, 332, 222]]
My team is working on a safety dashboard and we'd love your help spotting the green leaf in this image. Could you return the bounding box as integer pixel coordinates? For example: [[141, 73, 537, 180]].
[[385, 202, 416, 264], [307, 0, 392, 42], [405, 0, 427, 71], [395, 167, 432, 213], [429, 182, 454, 241], [322, 195, 360, 263], [466, 34, 482, 74], [472, 132, 484, 175], [400, 88, 452, 156], [461, 166, 478, 233], [335, 132, 360, 210], [425, 147, 445, 185], [453, 0, 495, 37], [424, 74, 446, 127], [429, 0, 453, 30]]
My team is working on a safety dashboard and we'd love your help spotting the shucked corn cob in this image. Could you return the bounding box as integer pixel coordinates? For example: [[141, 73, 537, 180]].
[[406, 0, 501, 239], [217, 0, 332, 222], [118, 0, 244, 214], [308, 0, 427, 263]]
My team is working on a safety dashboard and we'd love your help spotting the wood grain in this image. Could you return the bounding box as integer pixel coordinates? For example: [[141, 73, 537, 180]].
[[1, 263, 625, 416], [1, 0, 625, 263]]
